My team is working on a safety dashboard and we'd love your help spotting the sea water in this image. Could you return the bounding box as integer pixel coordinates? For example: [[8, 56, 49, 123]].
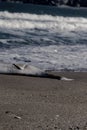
[[0, 2, 87, 71]]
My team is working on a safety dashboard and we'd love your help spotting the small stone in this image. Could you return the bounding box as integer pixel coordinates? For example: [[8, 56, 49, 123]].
[[5, 111, 10, 114], [14, 115, 22, 120]]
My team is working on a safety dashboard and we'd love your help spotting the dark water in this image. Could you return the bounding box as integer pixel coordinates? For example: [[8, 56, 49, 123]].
[[0, 2, 87, 17]]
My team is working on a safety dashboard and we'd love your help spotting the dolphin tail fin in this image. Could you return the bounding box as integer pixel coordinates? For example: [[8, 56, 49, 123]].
[[13, 64, 27, 70], [44, 73, 74, 81], [61, 77, 74, 81]]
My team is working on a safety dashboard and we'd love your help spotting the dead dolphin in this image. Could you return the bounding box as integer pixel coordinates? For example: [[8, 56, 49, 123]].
[[0, 63, 73, 81]]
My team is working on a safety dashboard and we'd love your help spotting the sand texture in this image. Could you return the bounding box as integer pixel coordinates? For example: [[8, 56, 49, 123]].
[[0, 72, 87, 130]]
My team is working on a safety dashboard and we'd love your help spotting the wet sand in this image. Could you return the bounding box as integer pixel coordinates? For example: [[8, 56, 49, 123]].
[[0, 72, 87, 130]]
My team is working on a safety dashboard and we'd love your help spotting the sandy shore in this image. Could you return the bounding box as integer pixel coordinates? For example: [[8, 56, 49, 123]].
[[0, 72, 87, 130]]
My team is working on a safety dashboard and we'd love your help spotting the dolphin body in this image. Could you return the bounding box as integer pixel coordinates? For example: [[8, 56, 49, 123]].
[[0, 63, 73, 81]]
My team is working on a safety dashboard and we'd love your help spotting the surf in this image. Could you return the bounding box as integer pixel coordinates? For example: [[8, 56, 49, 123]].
[[0, 3, 87, 72]]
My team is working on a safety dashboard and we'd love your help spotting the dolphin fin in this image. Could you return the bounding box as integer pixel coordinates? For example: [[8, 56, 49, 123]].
[[13, 64, 27, 70]]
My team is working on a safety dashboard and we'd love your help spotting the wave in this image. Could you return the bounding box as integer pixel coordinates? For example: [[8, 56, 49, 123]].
[[0, 11, 87, 31], [0, 11, 87, 47]]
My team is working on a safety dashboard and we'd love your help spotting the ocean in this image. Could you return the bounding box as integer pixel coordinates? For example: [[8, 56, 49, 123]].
[[0, 2, 87, 72]]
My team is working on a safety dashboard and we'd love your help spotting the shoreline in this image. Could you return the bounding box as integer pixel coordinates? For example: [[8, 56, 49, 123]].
[[0, 72, 87, 129]]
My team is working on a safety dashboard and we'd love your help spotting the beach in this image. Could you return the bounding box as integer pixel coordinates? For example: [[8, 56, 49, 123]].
[[0, 2, 87, 130], [0, 72, 87, 130]]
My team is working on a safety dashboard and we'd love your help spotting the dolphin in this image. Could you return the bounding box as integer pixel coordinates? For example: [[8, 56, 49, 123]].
[[0, 63, 73, 81]]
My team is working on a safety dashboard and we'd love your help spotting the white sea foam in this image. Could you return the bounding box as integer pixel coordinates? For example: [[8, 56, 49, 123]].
[[0, 11, 87, 32], [0, 44, 87, 71]]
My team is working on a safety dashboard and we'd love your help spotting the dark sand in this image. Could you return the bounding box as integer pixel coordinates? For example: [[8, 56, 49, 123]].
[[0, 72, 87, 130]]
